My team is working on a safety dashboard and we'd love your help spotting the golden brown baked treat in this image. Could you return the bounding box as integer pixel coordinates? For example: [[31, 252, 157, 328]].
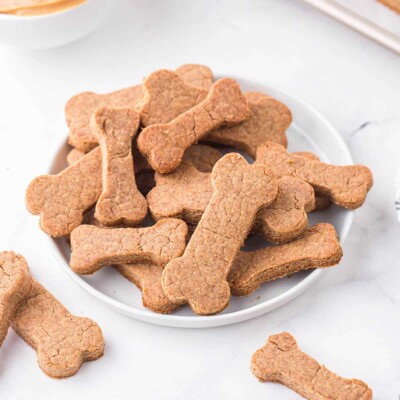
[[26, 147, 102, 237], [228, 223, 342, 296], [205, 93, 291, 158], [70, 219, 188, 274], [138, 78, 250, 173], [147, 163, 314, 243], [182, 144, 222, 172], [12, 279, 104, 379], [115, 263, 179, 314], [162, 153, 278, 315], [91, 107, 147, 226], [174, 64, 213, 90], [256, 142, 373, 209], [0, 251, 31, 347], [66, 64, 213, 151], [251, 332, 372, 400]]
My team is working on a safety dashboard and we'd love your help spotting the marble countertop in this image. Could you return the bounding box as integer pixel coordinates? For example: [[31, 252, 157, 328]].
[[0, 0, 399, 398]]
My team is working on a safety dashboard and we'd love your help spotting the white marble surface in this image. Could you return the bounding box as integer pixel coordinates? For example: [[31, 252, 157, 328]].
[[0, 0, 399, 398]]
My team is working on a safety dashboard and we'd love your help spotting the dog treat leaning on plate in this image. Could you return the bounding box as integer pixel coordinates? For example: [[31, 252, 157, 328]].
[[138, 78, 251, 173], [256, 142, 373, 209], [70, 219, 188, 274], [12, 277, 104, 379], [91, 107, 147, 226], [228, 223, 342, 296], [25, 147, 102, 237], [66, 64, 213, 151], [205, 92, 291, 158], [162, 153, 277, 315], [0, 251, 31, 348], [251, 332, 372, 400], [147, 162, 314, 243], [115, 263, 180, 314]]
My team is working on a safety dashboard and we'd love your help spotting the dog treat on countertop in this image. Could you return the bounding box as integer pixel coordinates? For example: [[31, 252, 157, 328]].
[[66, 64, 213, 151], [0, 251, 31, 348], [256, 142, 373, 209], [251, 332, 372, 400], [70, 218, 188, 274], [115, 263, 179, 314], [148, 164, 314, 243], [12, 278, 104, 379], [138, 78, 251, 173], [228, 223, 342, 296], [205, 93, 291, 158], [162, 153, 277, 315], [91, 107, 147, 226], [26, 147, 102, 237]]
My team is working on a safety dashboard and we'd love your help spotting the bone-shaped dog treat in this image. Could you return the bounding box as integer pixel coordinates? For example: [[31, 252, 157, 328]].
[[205, 93, 291, 158], [162, 153, 277, 315], [115, 263, 179, 314], [0, 251, 31, 347], [67, 64, 213, 151], [294, 151, 331, 210], [182, 144, 222, 172], [147, 163, 314, 243], [251, 332, 372, 400], [174, 64, 213, 90], [256, 142, 373, 209], [12, 279, 104, 379], [91, 107, 147, 226], [139, 69, 208, 128], [70, 218, 188, 274], [229, 223, 342, 296], [138, 79, 251, 173], [26, 147, 102, 237], [253, 176, 315, 244]]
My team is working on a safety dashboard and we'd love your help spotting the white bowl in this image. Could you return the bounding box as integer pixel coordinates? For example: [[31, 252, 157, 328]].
[[0, 0, 112, 49], [47, 79, 354, 328]]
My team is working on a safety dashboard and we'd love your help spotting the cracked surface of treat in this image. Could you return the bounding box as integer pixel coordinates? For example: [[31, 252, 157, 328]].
[[148, 166, 313, 243], [182, 144, 222, 172], [91, 107, 147, 226], [70, 218, 188, 274], [12, 279, 104, 379], [256, 142, 373, 209], [25, 147, 102, 237], [138, 78, 251, 173], [66, 64, 213, 151], [205, 94, 291, 158], [139, 69, 208, 128], [251, 332, 372, 400], [229, 223, 342, 296], [162, 153, 277, 315], [67, 84, 144, 151], [253, 177, 315, 243], [174, 64, 213, 90], [115, 263, 179, 314], [0, 251, 31, 347]]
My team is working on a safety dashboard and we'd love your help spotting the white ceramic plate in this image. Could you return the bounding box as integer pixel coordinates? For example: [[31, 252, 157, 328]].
[[47, 78, 354, 328]]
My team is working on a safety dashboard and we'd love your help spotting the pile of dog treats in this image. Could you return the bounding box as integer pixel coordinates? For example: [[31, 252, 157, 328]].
[[26, 64, 373, 316]]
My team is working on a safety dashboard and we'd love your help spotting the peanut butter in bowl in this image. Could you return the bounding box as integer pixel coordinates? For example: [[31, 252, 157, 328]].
[[0, 0, 86, 16]]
